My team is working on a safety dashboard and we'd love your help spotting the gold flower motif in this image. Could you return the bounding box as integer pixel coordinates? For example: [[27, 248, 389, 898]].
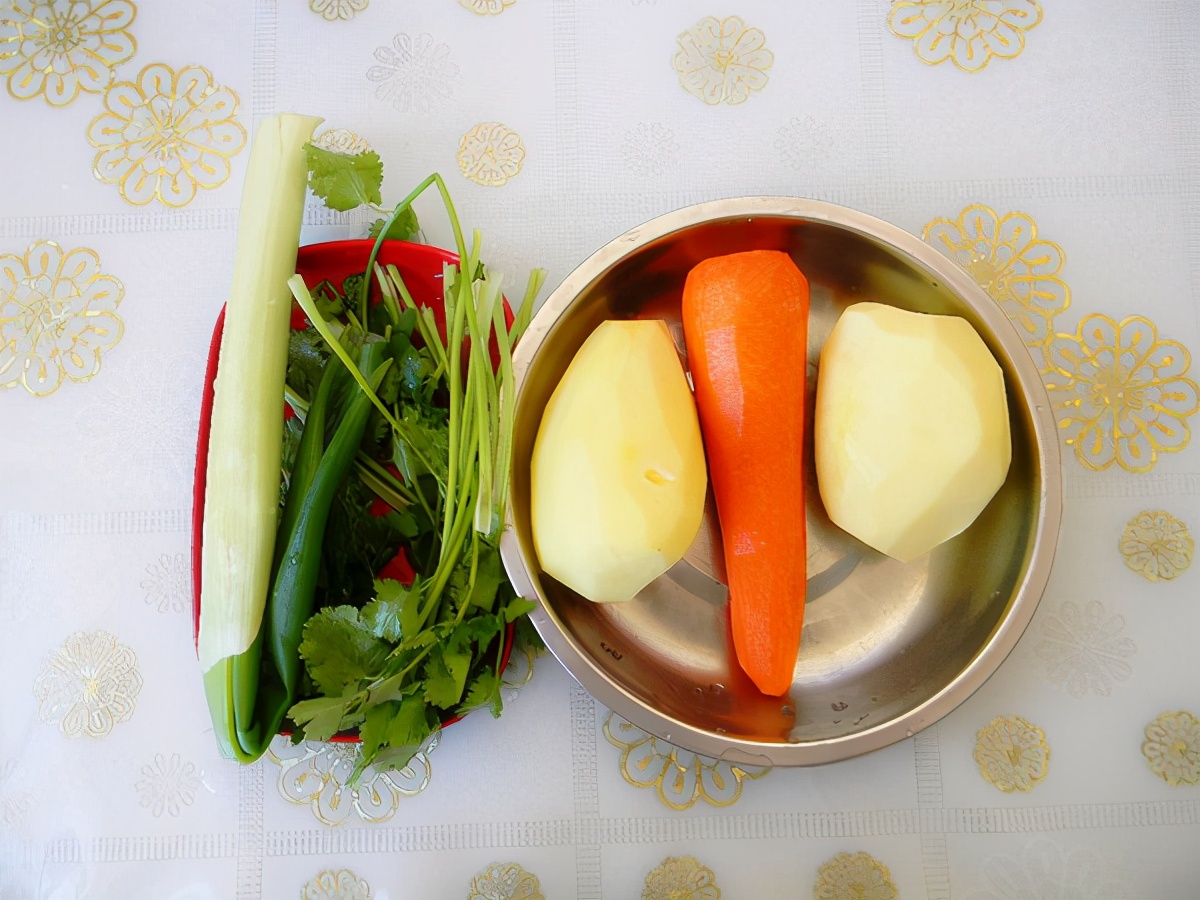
[[0, 0, 136, 106], [642, 856, 721, 900], [467, 862, 544, 900], [87, 63, 247, 207], [457, 122, 526, 187], [1120, 510, 1194, 582], [923, 205, 1069, 350], [603, 713, 769, 810], [0, 240, 124, 397], [135, 752, 200, 817], [888, 0, 1043, 73], [313, 128, 372, 155], [814, 851, 898, 900], [268, 733, 437, 826], [459, 0, 516, 14], [1044, 315, 1200, 473], [673, 16, 772, 106], [302, 869, 372, 900], [309, 0, 368, 22], [974, 715, 1050, 793], [1142, 711, 1200, 786], [33, 631, 142, 738]]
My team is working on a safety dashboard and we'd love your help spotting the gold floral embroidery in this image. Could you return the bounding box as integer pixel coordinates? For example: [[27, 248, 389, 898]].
[[1142, 711, 1200, 786], [302, 869, 372, 900], [888, 0, 1043, 73], [0, 240, 124, 397], [313, 128, 372, 155], [642, 856, 721, 900], [457, 122, 526, 187], [467, 862, 544, 900], [1035, 600, 1134, 699], [309, 0, 368, 21], [1044, 315, 1200, 473], [135, 753, 199, 817], [603, 713, 768, 810], [0, 0, 136, 106], [87, 63, 246, 207], [974, 715, 1049, 793], [268, 734, 437, 826], [459, 0, 516, 14], [1120, 510, 1194, 582], [814, 852, 898, 900], [923, 205, 1069, 350], [673, 16, 772, 106], [33, 631, 142, 738]]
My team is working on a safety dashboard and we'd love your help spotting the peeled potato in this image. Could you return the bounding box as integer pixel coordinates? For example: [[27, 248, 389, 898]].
[[814, 302, 1011, 562], [531, 319, 707, 602]]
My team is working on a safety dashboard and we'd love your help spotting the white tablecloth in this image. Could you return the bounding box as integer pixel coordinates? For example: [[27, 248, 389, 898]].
[[2, 1, 1198, 897]]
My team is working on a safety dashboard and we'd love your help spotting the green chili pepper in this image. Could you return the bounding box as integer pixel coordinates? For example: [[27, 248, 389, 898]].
[[264, 339, 388, 725], [229, 346, 347, 756]]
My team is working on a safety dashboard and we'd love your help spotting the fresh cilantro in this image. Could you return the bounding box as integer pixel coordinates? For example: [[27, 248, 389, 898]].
[[422, 643, 472, 709], [306, 144, 384, 212], [280, 168, 547, 783], [363, 578, 423, 643], [368, 207, 420, 242], [391, 403, 449, 485], [287, 695, 346, 742], [286, 326, 330, 401], [297, 606, 389, 696], [501, 595, 538, 623], [513, 613, 545, 656], [460, 670, 503, 718], [468, 541, 505, 612]]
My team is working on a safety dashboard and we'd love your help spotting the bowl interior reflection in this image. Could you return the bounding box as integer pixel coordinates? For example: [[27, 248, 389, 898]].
[[506, 207, 1052, 760]]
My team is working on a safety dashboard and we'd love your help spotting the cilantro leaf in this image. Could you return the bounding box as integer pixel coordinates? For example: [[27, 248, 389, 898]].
[[368, 207, 420, 242], [288, 695, 347, 742], [392, 403, 449, 485], [422, 644, 472, 709], [306, 144, 384, 212], [286, 326, 330, 401], [514, 614, 546, 656], [460, 670, 503, 718], [363, 578, 423, 643], [450, 614, 503, 658], [501, 595, 538, 623], [467, 542, 505, 612], [298, 606, 390, 696], [352, 695, 434, 782]]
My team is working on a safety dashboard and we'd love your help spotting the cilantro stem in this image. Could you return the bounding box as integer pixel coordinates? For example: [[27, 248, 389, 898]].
[[289, 276, 445, 491], [511, 268, 547, 345], [384, 264, 449, 377], [358, 173, 441, 324]]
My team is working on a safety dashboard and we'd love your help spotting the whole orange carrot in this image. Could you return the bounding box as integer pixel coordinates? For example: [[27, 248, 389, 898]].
[[681, 250, 809, 697]]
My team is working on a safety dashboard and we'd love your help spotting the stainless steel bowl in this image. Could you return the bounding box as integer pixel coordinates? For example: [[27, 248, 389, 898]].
[[499, 197, 1062, 767]]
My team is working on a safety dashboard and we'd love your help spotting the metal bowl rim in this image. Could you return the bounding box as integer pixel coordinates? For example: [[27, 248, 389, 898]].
[[500, 196, 1064, 766]]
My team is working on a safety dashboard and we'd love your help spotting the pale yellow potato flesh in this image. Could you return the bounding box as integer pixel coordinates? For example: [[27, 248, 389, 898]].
[[814, 302, 1011, 563], [531, 319, 708, 603]]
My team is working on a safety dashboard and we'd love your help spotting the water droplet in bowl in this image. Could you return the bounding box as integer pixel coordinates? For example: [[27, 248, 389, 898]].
[[715, 727, 727, 734], [709, 683, 724, 693], [831, 701, 848, 712]]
